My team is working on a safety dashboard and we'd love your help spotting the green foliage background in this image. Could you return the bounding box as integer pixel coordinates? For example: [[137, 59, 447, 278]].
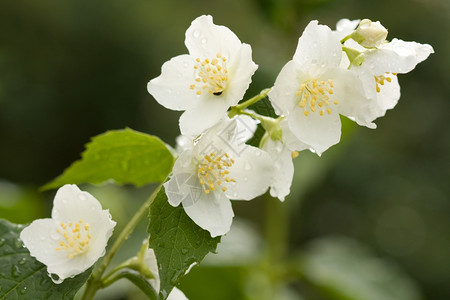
[[0, 0, 448, 299]]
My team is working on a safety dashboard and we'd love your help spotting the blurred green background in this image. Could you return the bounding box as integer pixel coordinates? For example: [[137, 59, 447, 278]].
[[0, 0, 448, 299]]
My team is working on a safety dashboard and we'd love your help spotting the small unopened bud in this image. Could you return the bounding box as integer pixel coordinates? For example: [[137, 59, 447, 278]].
[[354, 19, 388, 48]]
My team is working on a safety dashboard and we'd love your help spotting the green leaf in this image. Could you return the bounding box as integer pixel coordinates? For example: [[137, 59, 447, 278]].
[[0, 219, 91, 299], [42, 128, 174, 190], [297, 236, 422, 300], [147, 187, 221, 300]]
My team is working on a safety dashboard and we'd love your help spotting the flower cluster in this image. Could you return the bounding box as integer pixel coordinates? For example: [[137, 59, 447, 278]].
[[148, 15, 433, 237]]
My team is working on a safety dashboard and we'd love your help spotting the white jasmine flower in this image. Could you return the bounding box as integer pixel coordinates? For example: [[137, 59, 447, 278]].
[[337, 19, 434, 121], [269, 21, 367, 155], [148, 15, 258, 136], [165, 118, 273, 237], [20, 184, 116, 283]]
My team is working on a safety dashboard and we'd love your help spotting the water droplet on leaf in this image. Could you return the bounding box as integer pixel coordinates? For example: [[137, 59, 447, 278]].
[[19, 287, 27, 295], [11, 265, 21, 278], [0, 238, 5, 247], [15, 239, 23, 249], [18, 258, 26, 265], [181, 248, 189, 255]]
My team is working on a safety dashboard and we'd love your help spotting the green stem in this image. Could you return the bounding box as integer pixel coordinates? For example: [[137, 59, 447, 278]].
[[263, 196, 289, 299], [81, 182, 164, 300], [228, 88, 272, 118]]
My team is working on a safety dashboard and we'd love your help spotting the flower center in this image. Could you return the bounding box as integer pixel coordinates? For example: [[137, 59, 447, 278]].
[[55, 219, 92, 259], [296, 78, 338, 116], [190, 53, 229, 96], [197, 152, 235, 194], [374, 72, 397, 93]]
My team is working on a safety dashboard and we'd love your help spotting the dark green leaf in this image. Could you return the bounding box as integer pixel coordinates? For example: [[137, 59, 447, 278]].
[[147, 187, 221, 300], [42, 128, 174, 190], [0, 219, 91, 300]]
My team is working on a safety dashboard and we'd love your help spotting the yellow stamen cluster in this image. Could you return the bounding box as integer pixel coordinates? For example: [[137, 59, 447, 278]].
[[296, 78, 338, 116], [55, 219, 92, 259], [197, 152, 235, 194], [190, 53, 228, 96], [374, 72, 397, 93]]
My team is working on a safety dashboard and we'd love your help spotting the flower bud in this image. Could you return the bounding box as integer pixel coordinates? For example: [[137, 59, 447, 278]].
[[354, 19, 388, 48]]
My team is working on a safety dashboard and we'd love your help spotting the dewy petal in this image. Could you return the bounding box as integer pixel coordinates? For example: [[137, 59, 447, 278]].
[[288, 107, 341, 156], [293, 20, 342, 70], [364, 39, 434, 74], [182, 191, 234, 237], [224, 146, 273, 200], [20, 219, 76, 281], [268, 60, 304, 115], [185, 15, 242, 61], [165, 150, 202, 207], [225, 43, 258, 106], [233, 114, 259, 143], [147, 55, 197, 111], [369, 74, 401, 120], [179, 100, 229, 136], [335, 18, 360, 39], [262, 138, 294, 202]]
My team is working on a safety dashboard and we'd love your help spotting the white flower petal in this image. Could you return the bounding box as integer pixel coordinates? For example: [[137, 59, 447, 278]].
[[147, 55, 197, 111], [233, 114, 259, 143], [369, 75, 401, 120], [179, 100, 229, 136], [262, 138, 294, 201], [364, 39, 434, 74], [225, 146, 273, 200], [185, 15, 242, 61], [335, 18, 360, 39], [288, 107, 341, 155], [182, 191, 234, 237], [165, 150, 200, 207], [293, 20, 342, 70], [168, 287, 189, 300], [225, 43, 258, 105], [268, 60, 303, 115]]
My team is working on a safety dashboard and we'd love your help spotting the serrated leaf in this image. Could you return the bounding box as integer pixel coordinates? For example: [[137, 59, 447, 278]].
[[0, 219, 91, 300], [42, 128, 174, 190], [298, 236, 422, 300], [148, 187, 221, 300]]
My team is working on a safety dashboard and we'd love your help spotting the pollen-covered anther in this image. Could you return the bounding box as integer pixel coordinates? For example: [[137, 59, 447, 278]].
[[191, 53, 229, 96], [197, 152, 235, 194], [297, 78, 338, 116], [55, 220, 92, 259], [374, 73, 396, 93]]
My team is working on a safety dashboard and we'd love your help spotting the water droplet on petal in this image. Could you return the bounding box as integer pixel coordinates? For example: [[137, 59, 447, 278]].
[[50, 273, 63, 284], [192, 30, 200, 38], [243, 177, 248, 182], [244, 162, 252, 171], [255, 151, 261, 157], [78, 194, 87, 201], [201, 37, 207, 44]]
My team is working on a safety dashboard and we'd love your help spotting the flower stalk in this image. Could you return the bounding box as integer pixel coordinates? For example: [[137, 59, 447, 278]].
[[81, 182, 164, 300]]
